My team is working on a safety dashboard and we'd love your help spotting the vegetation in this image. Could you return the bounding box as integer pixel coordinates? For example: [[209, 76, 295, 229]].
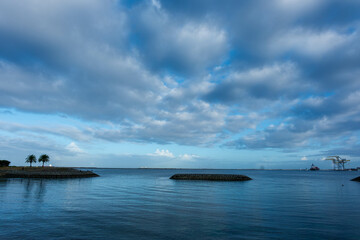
[[0, 160, 10, 167], [38, 154, 50, 167], [25, 154, 37, 167]]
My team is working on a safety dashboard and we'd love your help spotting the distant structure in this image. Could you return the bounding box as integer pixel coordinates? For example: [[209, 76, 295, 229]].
[[325, 156, 350, 170], [309, 164, 319, 171]]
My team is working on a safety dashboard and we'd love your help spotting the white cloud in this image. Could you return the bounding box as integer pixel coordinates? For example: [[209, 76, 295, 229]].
[[176, 23, 227, 64], [66, 142, 84, 153], [178, 154, 199, 161], [271, 28, 352, 57], [147, 150, 200, 161], [301, 156, 308, 161], [148, 149, 175, 158], [151, 0, 161, 10]]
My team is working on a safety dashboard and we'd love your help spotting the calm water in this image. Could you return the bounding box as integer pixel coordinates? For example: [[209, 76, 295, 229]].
[[1, 169, 360, 240]]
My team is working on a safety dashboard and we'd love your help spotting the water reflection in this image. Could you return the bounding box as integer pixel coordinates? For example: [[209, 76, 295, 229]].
[[19, 179, 47, 202], [0, 179, 10, 201], [0, 178, 9, 185]]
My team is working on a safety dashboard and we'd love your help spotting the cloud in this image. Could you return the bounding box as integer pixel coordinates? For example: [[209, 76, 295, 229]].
[[178, 154, 199, 161], [301, 156, 308, 161], [204, 63, 307, 106], [322, 146, 360, 158], [270, 28, 352, 58], [129, 3, 228, 75], [0, 0, 359, 160], [275, 0, 324, 14], [0, 120, 92, 142], [151, 0, 161, 10], [147, 149, 200, 161], [148, 149, 175, 158], [0, 0, 166, 122], [226, 122, 313, 150], [66, 142, 84, 153], [227, 90, 360, 151]]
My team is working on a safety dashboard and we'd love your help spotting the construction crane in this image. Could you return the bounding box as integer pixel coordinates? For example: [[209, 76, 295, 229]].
[[325, 156, 350, 170]]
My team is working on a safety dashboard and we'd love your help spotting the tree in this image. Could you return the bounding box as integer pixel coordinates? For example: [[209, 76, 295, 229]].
[[25, 154, 37, 167], [0, 160, 10, 167], [38, 154, 50, 167]]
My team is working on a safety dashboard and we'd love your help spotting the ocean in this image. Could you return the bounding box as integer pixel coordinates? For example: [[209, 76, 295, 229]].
[[1, 169, 360, 240]]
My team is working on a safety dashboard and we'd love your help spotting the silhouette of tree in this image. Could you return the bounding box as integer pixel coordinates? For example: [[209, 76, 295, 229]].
[[38, 154, 50, 167], [0, 160, 10, 167], [25, 154, 37, 167]]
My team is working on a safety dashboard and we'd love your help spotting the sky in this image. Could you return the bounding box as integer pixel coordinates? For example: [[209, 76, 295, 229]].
[[1, 0, 360, 169]]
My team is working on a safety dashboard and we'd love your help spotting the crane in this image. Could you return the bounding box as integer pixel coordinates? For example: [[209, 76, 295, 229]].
[[325, 156, 350, 170]]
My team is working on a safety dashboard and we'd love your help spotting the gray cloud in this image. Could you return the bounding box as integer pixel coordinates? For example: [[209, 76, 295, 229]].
[[204, 62, 307, 106], [0, 0, 359, 153], [0, 120, 92, 142], [128, 1, 229, 75], [228, 91, 360, 151]]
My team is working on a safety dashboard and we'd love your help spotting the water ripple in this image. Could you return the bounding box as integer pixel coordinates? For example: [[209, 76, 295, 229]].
[[1, 169, 360, 240]]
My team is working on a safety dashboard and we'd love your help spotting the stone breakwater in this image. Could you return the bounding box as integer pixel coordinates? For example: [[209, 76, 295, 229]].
[[0, 168, 99, 179], [170, 174, 252, 181]]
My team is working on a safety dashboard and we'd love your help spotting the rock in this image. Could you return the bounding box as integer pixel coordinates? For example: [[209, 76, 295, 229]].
[[170, 174, 252, 181], [351, 176, 360, 182]]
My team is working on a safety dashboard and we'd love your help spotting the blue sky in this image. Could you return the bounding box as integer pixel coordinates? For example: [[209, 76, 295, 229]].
[[1, 0, 360, 169]]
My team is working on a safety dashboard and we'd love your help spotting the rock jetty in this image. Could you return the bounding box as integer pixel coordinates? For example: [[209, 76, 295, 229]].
[[351, 176, 360, 182], [170, 174, 252, 181], [0, 167, 99, 179]]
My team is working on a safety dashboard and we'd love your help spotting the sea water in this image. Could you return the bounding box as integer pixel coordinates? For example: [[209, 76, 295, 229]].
[[1, 169, 360, 240]]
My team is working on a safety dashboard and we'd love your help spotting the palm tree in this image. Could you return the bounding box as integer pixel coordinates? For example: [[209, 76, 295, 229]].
[[25, 154, 37, 167], [38, 154, 50, 167]]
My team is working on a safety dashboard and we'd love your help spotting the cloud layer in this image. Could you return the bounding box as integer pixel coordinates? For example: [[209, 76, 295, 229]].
[[1, 0, 360, 163]]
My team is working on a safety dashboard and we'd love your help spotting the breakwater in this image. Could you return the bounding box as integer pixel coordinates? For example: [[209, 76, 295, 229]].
[[0, 167, 99, 178], [170, 173, 252, 181], [351, 176, 360, 182]]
